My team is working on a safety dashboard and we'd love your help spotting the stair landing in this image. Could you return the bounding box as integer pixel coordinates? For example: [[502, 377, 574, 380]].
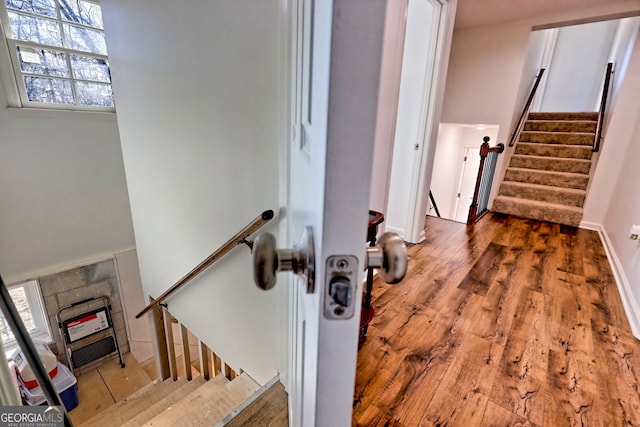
[[70, 353, 153, 425]]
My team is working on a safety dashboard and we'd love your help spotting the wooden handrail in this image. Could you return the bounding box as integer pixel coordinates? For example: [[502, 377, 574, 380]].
[[136, 209, 275, 318], [509, 68, 545, 146], [593, 62, 613, 152]]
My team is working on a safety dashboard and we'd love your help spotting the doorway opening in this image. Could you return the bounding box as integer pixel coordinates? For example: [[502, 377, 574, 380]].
[[429, 124, 500, 223]]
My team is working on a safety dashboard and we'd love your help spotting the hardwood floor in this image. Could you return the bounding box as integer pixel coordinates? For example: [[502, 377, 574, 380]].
[[353, 213, 640, 426]]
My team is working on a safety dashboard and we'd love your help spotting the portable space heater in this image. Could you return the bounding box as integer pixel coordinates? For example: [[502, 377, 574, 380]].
[[56, 295, 125, 371]]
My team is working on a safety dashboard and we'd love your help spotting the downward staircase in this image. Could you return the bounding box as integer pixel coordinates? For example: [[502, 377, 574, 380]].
[[492, 112, 597, 226], [79, 371, 260, 427]]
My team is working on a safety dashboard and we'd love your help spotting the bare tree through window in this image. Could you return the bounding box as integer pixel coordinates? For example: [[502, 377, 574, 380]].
[[4, 0, 114, 108]]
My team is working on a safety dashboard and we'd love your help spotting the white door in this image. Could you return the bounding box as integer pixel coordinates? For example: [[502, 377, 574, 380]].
[[286, 1, 387, 425], [102, 0, 389, 425], [453, 147, 481, 223]]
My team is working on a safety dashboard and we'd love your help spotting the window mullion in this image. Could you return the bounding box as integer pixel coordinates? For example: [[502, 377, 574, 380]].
[[1, 0, 113, 111], [24, 281, 49, 338], [13, 39, 108, 60], [5, 4, 106, 34], [4, 9, 54, 22], [6, 39, 29, 104], [61, 19, 103, 33], [56, 0, 65, 48], [65, 53, 78, 103]]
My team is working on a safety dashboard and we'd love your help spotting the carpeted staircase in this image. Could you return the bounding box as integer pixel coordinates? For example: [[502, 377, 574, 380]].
[[492, 112, 597, 226]]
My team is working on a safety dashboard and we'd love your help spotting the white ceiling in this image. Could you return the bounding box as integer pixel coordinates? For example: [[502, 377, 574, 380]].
[[454, 0, 615, 29]]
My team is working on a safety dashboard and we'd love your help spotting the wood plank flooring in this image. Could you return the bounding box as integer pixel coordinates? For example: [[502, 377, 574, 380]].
[[70, 353, 152, 424], [353, 213, 640, 427]]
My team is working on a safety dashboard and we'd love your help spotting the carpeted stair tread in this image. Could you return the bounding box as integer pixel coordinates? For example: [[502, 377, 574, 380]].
[[493, 110, 597, 226], [498, 181, 586, 207], [514, 142, 592, 159], [503, 168, 589, 190], [519, 131, 594, 145], [523, 120, 597, 133], [492, 196, 583, 227], [509, 154, 591, 174], [528, 112, 598, 121]]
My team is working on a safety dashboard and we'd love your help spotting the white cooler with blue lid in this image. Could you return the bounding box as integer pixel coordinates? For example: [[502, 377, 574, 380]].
[[20, 361, 79, 411], [11, 341, 58, 389]]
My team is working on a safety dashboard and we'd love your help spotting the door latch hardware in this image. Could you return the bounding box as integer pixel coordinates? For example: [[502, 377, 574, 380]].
[[324, 255, 358, 320]]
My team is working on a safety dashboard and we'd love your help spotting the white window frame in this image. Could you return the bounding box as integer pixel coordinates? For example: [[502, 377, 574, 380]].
[[1, 279, 52, 354], [0, 0, 114, 112]]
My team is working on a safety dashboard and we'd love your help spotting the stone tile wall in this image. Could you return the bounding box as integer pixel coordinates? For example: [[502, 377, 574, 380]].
[[39, 259, 129, 375]]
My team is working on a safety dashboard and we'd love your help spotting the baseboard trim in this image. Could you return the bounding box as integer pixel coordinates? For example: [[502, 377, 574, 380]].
[[587, 223, 640, 339], [578, 221, 599, 231], [385, 225, 406, 240]]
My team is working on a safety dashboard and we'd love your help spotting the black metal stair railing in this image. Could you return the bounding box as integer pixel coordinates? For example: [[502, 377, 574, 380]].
[[594, 62, 613, 152], [467, 137, 505, 225], [509, 68, 545, 147]]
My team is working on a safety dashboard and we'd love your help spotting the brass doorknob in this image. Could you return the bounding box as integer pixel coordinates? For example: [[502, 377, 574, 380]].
[[365, 232, 407, 284], [253, 227, 315, 293]]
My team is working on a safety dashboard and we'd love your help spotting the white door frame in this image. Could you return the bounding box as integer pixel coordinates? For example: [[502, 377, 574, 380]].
[[386, 0, 458, 243]]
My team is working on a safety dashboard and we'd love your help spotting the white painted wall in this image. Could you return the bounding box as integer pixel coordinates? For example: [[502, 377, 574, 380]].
[[538, 20, 618, 112], [441, 20, 529, 139], [101, 0, 285, 385], [583, 28, 640, 336], [0, 83, 135, 284], [604, 17, 640, 134], [583, 28, 640, 227], [601, 113, 640, 337], [386, 0, 441, 238], [515, 29, 549, 115]]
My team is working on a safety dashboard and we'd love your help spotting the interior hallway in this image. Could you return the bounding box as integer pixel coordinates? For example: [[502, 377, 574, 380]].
[[354, 214, 640, 426]]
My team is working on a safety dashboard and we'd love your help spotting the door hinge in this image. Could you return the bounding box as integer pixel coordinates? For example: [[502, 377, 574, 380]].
[[457, 192, 461, 197], [463, 156, 467, 161]]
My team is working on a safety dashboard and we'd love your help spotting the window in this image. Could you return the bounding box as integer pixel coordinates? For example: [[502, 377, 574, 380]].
[[0, 0, 114, 110], [0, 280, 51, 349]]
